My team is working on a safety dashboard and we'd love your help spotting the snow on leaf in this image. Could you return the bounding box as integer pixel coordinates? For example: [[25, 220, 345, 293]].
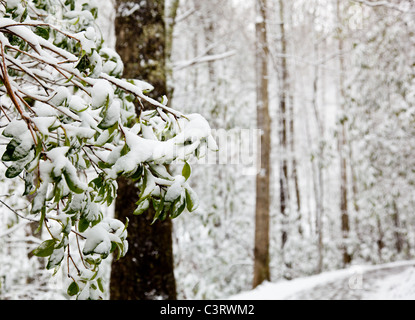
[[91, 79, 114, 109], [185, 185, 199, 212], [83, 224, 111, 256], [165, 176, 186, 203]]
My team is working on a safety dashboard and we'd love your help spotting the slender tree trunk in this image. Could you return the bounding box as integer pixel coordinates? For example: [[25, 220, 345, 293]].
[[376, 214, 385, 262], [339, 126, 351, 266], [392, 200, 403, 254], [283, 0, 301, 236], [290, 95, 302, 235], [200, 6, 220, 128], [110, 0, 177, 300], [278, 0, 289, 250], [313, 85, 324, 273], [307, 6, 326, 273], [348, 136, 363, 243], [253, 0, 271, 289], [311, 41, 324, 274], [336, 0, 352, 267], [304, 105, 315, 237], [203, 19, 215, 86]]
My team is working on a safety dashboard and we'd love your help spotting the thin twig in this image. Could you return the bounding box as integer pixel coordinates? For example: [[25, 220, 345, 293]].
[[0, 199, 39, 223]]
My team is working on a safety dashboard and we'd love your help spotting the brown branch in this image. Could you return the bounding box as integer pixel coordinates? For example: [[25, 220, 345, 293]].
[[0, 199, 39, 223], [0, 40, 38, 144], [0, 41, 26, 118]]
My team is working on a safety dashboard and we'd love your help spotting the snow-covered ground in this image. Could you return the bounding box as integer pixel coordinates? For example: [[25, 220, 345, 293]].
[[229, 261, 415, 300]]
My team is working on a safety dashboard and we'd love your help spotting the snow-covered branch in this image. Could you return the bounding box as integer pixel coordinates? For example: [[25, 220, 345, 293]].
[[173, 50, 237, 70], [355, 0, 415, 13], [0, 0, 215, 300]]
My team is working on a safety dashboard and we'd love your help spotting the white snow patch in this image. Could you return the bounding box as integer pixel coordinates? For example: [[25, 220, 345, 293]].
[[229, 261, 415, 300]]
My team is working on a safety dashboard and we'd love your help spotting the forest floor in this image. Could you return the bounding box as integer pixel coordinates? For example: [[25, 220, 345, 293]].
[[229, 260, 415, 300]]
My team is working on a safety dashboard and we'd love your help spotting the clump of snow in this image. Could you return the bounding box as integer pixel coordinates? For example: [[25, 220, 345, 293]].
[[165, 176, 186, 202], [68, 95, 88, 113], [110, 114, 214, 178], [91, 79, 114, 109], [32, 117, 57, 135], [83, 224, 112, 256]]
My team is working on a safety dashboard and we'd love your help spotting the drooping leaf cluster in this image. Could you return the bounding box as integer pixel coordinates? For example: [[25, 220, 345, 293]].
[[0, 0, 216, 299]]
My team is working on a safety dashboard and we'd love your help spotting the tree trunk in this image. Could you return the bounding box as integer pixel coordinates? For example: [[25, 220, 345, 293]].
[[253, 0, 271, 289], [278, 0, 289, 250], [337, 0, 352, 267], [110, 0, 177, 300], [392, 200, 403, 254], [376, 214, 385, 262], [289, 94, 302, 235], [166, 0, 180, 98], [311, 39, 324, 274]]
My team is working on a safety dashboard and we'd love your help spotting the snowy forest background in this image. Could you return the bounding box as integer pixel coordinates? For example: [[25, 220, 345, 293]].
[[1, 0, 415, 300]]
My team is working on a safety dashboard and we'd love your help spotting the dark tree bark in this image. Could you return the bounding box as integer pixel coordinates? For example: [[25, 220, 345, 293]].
[[114, 0, 167, 99], [110, 0, 177, 300], [253, 0, 271, 289]]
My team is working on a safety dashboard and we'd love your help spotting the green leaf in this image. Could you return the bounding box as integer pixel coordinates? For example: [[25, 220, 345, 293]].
[[64, 0, 75, 11], [2, 139, 33, 163], [76, 54, 90, 73], [151, 197, 164, 224], [134, 199, 150, 215], [182, 162, 191, 181], [35, 207, 46, 234], [25, 152, 41, 173], [32, 239, 56, 257], [23, 172, 35, 196], [63, 168, 85, 194], [52, 181, 64, 203], [185, 187, 199, 212], [112, 242, 126, 261], [89, 175, 104, 189], [67, 281, 79, 297], [98, 100, 119, 130], [123, 218, 129, 232], [34, 26, 50, 40], [139, 168, 156, 200], [97, 278, 104, 293], [158, 202, 171, 222], [2, 139, 18, 161], [20, 7, 28, 22], [97, 161, 112, 170], [129, 165, 143, 180], [149, 164, 172, 180], [78, 216, 90, 233], [46, 247, 65, 270], [94, 126, 117, 147], [5, 162, 25, 178], [4, 148, 35, 179], [171, 193, 186, 219]]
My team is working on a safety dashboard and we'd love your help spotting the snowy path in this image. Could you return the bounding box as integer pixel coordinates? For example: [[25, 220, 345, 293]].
[[289, 262, 415, 300], [230, 261, 415, 300]]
